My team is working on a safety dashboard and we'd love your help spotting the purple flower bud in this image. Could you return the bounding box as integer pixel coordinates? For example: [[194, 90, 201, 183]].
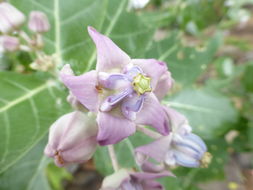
[[100, 169, 170, 190], [44, 111, 98, 167], [0, 2, 25, 33], [0, 35, 20, 52], [28, 11, 50, 33], [135, 107, 211, 169]]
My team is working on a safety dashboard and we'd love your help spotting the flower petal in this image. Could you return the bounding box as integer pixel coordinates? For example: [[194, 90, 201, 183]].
[[88, 26, 131, 72], [100, 88, 133, 112], [60, 64, 99, 112], [131, 171, 172, 181], [163, 106, 192, 135], [61, 135, 97, 163], [121, 93, 145, 120], [125, 65, 143, 80], [100, 169, 130, 189], [173, 150, 200, 168], [136, 93, 170, 135], [135, 135, 172, 163], [98, 72, 131, 90], [131, 59, 167, 89], [154, 71, 174, 100], [142, 180, 165, 190], [97, 112, 136, 145]]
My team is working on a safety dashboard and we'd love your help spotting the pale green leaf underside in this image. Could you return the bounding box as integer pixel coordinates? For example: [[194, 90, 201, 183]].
[[167, 88, 238, 138], [0, 72, 68, 173], [0, 137, 51, 190]]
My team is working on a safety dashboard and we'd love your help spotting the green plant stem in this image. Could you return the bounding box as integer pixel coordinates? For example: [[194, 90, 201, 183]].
[[108, 145, 119, 172]]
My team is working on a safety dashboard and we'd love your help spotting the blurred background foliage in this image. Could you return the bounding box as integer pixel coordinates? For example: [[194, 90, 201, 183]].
[[0, 0, 253, 189]]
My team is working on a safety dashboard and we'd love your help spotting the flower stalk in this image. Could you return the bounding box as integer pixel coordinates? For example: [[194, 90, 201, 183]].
[[108, 145, 120, 172], [137, 125, 162, 139]]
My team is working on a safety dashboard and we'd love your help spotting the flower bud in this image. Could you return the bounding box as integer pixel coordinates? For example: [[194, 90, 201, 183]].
[[0, 35, 20, 52], [0, 2, 25, 33], [100, 169, 170, 190], [44, 111, 98, 167], [28, 11, 50, 33]]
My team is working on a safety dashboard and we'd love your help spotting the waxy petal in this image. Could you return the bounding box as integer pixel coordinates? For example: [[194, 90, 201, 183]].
[[100, 169, 130, 189], [97, 112, 136, 145], [163, 106, 192, 134], [98, 72, 131, 90], [131, 59, 167, 89], [121, 93, 145, 120], [136, 93, 170, 135], [60, 64, 99, 112], [100, 88, 133, 112], [44, 111, 98, 167], [125, 65, 143, 80], [88, 26, 131, 72], [173, 150, 200, 168], [135, 135, 172, 164], [154, 71, 174, 100]]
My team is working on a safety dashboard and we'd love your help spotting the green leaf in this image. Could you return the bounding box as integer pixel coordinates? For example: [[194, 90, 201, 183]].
[[10, 0, 154, 72], [145, 32, 222, 85], [10, 0, 107, 69], [0, 137, 51, 190], [0, 72, 69, 173], [165, 88, 238, 139]]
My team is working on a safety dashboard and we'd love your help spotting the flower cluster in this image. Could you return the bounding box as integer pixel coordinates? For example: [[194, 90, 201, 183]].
[[0, 2, 54, 71], [44, 26, 211, 189]]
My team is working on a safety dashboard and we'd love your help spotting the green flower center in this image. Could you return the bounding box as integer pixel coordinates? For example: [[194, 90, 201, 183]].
[[132, 74, 152, 95]]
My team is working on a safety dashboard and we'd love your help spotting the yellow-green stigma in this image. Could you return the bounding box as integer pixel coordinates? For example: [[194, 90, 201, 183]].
[[132, 74, 152, 95]]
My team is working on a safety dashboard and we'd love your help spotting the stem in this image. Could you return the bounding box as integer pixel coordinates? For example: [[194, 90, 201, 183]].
[[19, 31, 32, 45], [108, 145, 119, 172], [137, 125, 162, 139]]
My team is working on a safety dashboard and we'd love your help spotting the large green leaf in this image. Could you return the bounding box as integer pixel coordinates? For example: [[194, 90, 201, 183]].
[[145, 32, 222, 85], [0, 137, 51, 190], [10, 0, 154, 72], [166, 88, 238, 138], [10, 0, 107, 69], [0, 72, 69, 173]]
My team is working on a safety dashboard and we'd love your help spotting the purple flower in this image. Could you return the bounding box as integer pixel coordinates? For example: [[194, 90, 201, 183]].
[[135, 107, 211, 168], [60, 26, 174, 145], [44, 111, 98, 167], [0, 2, 25, 34], [100, 169, 171, 190]]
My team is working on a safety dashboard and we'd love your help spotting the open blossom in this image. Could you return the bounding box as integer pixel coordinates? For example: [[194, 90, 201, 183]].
[[60, 26, 174, 145], [0, 2, 25, 33], [136, 107, 211, 168], [44, 111, 98, 167], [100, 169, 171, 190]]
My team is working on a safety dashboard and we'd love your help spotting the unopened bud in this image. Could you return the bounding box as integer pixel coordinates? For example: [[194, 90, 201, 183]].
[[0, 2, 25, 33], [0, 35, 20, 52], [28, 11, 50, 33], [44, 111, 98, 167]]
